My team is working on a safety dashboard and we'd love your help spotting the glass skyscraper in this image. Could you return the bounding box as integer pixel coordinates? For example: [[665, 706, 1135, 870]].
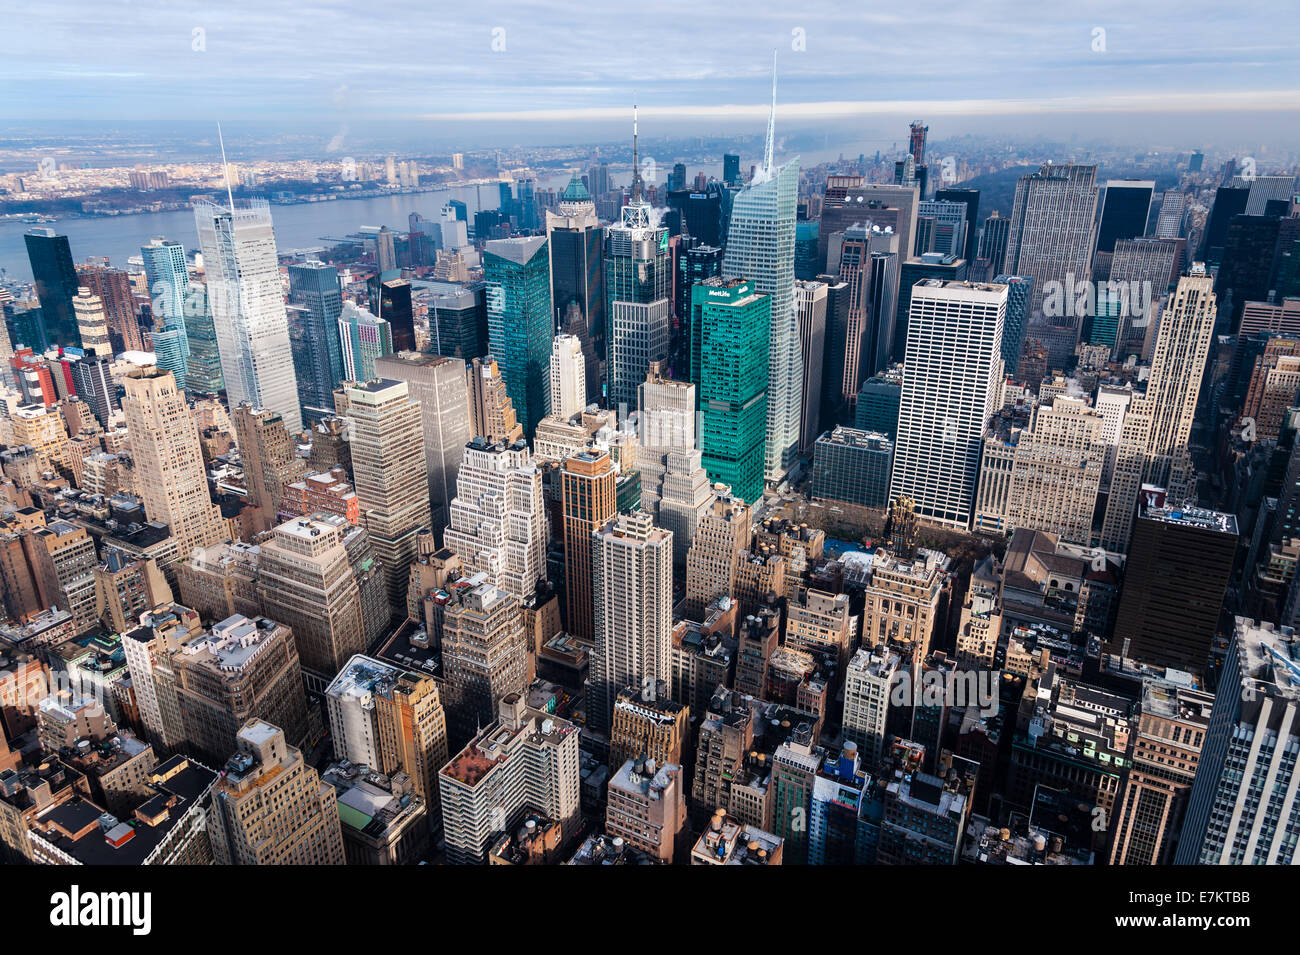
[[483, 235, 553, 436], [338, 302, 393, 382], [24, 228, 80, 349], [288, 260, 346, 422], [605, 188, 671, 414], [194, 199, 302, 432], [722, 158, 800, 484], [142, 239, 191, 388], [182, 280, 224, 395], [694, 278, 770, 505]]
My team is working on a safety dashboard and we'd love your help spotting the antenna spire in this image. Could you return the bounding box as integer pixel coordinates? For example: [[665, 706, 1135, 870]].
[[217, 121, 235, 213], [764, 50, 777, 177], [632, 101, 642, 204]]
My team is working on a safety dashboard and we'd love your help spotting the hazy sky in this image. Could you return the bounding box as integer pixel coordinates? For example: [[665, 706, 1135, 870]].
[[5, 1, 1300, 143]]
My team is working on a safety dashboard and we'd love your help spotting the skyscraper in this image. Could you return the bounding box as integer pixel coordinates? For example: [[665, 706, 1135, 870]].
[[120, 367, 226, 555], [722, 83, 800, 484], [77, 264, 144, 353], [287, 261, 346, 422], [374, 352, 470, 537], [465, 356, 524, 445], [549, 334, 587, 420], [483, 236, 553, 437], [443, 437, 549, 601], [24, 228, 80, 349], [1176, 618, 1300, 864], [794, 279, 827, 453], [605, 119, 672, 414], [71, 287, 112, 358], [232, 403, 307, 534], [560, 448, 617, 643], [1002, 163, 1099, 317], [890, 280, 1006, 528], [693, 279, 770, 506], [1095, 180, 1154, 253], [181, 280, 225, 395], [194, 199, 302, 433], [546, 176, 604, 390], [344, 378, 430, 615], [338, 301, 393, 382], [589, 512, 674, 734], [441, 579, 529, 747]]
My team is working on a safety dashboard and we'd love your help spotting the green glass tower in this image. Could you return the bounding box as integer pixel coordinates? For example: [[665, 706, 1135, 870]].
[[693, 278, 770, 505], [483, 235, 553, 437]]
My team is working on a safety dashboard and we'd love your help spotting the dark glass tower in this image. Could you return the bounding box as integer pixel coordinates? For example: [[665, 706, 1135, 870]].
[[24, 228, 80, 349], [1095, 180, 1154, 253], [369, 276, 415, 352], [288, 261, 346, 421], [934, 187, 981, 262]]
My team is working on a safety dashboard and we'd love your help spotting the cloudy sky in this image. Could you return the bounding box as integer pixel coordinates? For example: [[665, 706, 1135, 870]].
[[5, 1, 1299, 142]]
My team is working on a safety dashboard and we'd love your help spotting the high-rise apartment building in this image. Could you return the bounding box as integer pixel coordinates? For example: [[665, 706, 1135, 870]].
[[483, 236, 553, 437], [560, 448, 617, 643], [209, 719, 345, 865], [890, 280, 1006, 528], [194, 200, 302, 433], [589, 512, 674, 734], [343, 378, 430, 615], [374, 352, 471, 537], [439, 694, 580, 865], [121, 367, 226, 555], [443, 437, 548, 601]]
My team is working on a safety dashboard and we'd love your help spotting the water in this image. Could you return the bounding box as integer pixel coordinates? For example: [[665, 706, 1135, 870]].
[[0, 175, 570, 280]]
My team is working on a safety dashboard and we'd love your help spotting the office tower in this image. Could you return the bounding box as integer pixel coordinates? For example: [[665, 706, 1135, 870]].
[[466, 355, 524, 444], [1236, 172, 1299, 215], [546, 176, 604, 382], [549, 334, 586, 420], [71, 288, 111, 358], [93, 548, 171, 633], [830, 225, 899, 405], [890, 280, 1005, 528], [232, 404, 307, 534], [722, 153, 741, 186], [1096, 180, 1154, 254], [209, 719, 345, 865], [1108, 238, 1178, 354], [1145, 269, 1216, 493], [843, 644, 902, 767], [287, 261, 346, 421], [325, 654, 449, 818], [895, 254, 969, 358], [668, 184, 728, 250], [1200, 185, 1250, 264], [1107, 678, 1213, 865], [989, 273, 1033, 373], [679, 243, 725, 380], [344, 378, 430, 615], [441, 578, 529, 745], [559, 448, 617, 642], [338, 301, 392, 382], [374, 352, 470, 537], [588, 512, 674, 734], [121, 367, 225, 555], [605, 134, 671, 414], [684, 493, 751, 618], [181, 280, 224, 395], [636, 367, 712, 570], [9, 401, 67, 471], [24, 229, 80, 349], [78, 264, 144, 353], [877, 749, 973, 865], [30, 519, 98, 630], [1154, 190, 1187, 239], [693, 279, 771, 505], [483, 236, 553, 436], [817, 178, 919, 280], [256, 514, 368, 680], [164, 613, 311, 764], [1176, 618, 1300, 864], [723, 109, 800, 483], [794, 280, 827, 453], [1108, 504, 1236, 675], [369, 277, 415, 353], [934, 187, 980, 262], [810, 426, 893, 508], [608, 687, 689, 772], [1217, 214, 1282, 329], [194, 199, 302, 433], [430, 284, 487, 361], [976, 212, 1011, 281], [855, 371, 902, 438], [1003, 163, 1100, 316], [916, 199, 969, 257], [444, 437, 548, 601], [807, 743, 870, 865], [69, 355, 117, 428], [141, 238, 189, 343], [606, 758, 685, 863], [439, 694, 580, 864], [861, 547, 948, 656], [1004, 396, 1106, 545]]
